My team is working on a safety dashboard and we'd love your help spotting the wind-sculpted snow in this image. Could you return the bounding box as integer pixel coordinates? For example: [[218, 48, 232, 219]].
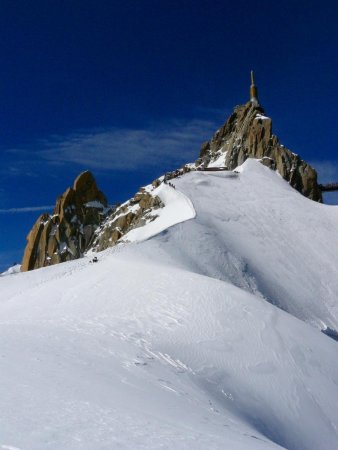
[[121, 183, 196, 243], [138, 160, 338, 330], [0, 160, 338, 450]]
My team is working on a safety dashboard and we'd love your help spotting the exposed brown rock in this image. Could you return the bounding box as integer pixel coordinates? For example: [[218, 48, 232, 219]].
[[21, 171, 109, 271], [91, 189, 164, 252], [199, 141, 210, 158], [21, 214, 50, 272], [73, 171, 107, 205], [195, 101, 322, 202]]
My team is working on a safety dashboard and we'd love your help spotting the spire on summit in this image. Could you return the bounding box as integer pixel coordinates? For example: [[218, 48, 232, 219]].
[[250, 70, 259, 106]]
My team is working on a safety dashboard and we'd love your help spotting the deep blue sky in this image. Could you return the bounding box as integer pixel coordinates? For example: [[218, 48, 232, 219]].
[[0, 0, 337, 271]]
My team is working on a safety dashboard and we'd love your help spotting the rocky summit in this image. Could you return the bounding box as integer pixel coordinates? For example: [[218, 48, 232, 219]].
[[21, 80, 323, 271], [21, 171, 109, 271], [195, 101, 322, 202]]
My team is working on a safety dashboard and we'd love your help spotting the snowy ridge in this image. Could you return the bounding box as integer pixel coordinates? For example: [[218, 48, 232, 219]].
[[138, 160, 338, 329], [121, 183, 196, 243], [0, 264, 21, 277], [1, 160, 338, 450]]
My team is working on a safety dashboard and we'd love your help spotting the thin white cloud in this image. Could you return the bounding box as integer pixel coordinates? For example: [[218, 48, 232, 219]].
[[36, 119, 218, 171], [0, 205, 54, 214]]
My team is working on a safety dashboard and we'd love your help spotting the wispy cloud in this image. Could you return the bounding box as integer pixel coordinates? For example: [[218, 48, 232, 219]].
[[0, 205, 54, 214], [35, 119, 218, 171]]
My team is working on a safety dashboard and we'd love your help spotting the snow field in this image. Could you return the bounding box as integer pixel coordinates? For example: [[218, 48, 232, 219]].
[[1, 159, 338, 449]]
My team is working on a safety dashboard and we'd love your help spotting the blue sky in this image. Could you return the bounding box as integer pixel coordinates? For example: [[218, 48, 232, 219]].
[[0, 0, 337, 271]]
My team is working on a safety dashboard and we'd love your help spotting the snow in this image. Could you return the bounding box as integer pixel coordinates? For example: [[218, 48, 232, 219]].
[[59, 241, 68, 254], [85, 200, 106, 209], [255, 113, 270, 120], [207, 150, 228, 168], [0, 264, 21, 277], [0, 160, 338, 450], [184, 162, 196, 169], [144, 159, 338, 330], [121, 183, 196, 243]]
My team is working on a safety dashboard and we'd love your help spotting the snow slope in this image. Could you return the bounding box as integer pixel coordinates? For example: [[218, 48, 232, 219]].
[[121, 183, 196, 243], [1, 160, 338, 450], [0, 264, 21, 277], [136, 160, 338, 330]]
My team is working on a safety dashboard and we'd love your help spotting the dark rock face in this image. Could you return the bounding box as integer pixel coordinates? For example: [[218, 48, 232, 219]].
[[195, 101, 322, 202], [21, 171, 109, 271]]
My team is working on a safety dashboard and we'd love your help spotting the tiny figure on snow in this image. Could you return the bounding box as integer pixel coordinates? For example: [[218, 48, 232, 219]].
[[92, 256, 98, 263]]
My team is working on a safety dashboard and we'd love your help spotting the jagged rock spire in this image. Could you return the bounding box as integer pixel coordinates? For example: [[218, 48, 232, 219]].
[[21, 171, 109, 271], [196, 98, 322, 202], [250, 70, 259, 106]]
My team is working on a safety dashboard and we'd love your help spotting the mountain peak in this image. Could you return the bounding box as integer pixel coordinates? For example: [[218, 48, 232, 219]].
[[72, 170, 107, 205], [196, 98, 322, 202], [21, 171, 109, 271], [21, 82, 323, 271]]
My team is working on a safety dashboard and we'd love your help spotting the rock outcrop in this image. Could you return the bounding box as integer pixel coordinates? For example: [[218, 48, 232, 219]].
[[21, 171, 109, 271], [91, 186, 164, 252], [195, 101, 322, 202], [21, 171, 166, 270]]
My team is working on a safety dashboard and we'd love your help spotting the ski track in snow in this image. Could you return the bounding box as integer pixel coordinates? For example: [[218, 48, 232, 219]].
[[0, 160, 338, 450]]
